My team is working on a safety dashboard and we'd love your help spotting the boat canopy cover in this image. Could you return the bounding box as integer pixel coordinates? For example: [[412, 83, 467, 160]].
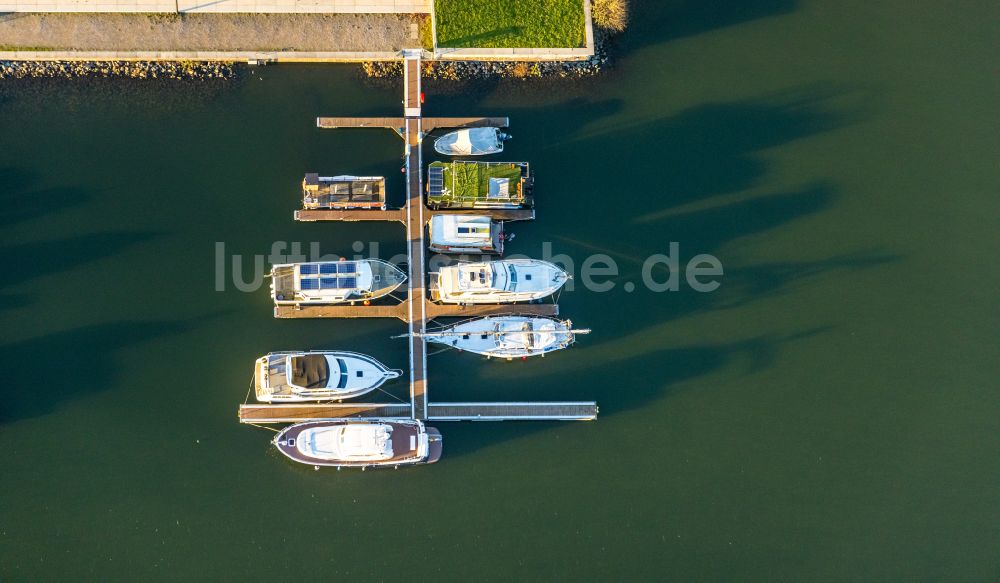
[[436, 128, 501, 156], [297, 425, 394, 460], [430, 215, 493, 247], [289, 354, 330, 389]]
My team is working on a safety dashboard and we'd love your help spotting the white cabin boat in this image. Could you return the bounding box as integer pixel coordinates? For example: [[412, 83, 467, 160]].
[[428, 214, 504, 255], [433, 127, 510, 156], [430, 259, 567, 304], [274, 420, 443, 468], [270, 259, 406, 306], [421, 316, 588, 359], [254, 351, 402, 403]]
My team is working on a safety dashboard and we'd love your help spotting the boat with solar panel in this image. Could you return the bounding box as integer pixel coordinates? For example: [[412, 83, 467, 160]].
[[433, 127, 510, 156], [270, 259, 406, 306], [430, 259, 568, 304], [302, 174, 386, 210], [428, 214, 505, 255], [253, 351, 402, 403], [426, 161, 533, 209], [274, 419, 443, 469], [417, 315, 590, 359]]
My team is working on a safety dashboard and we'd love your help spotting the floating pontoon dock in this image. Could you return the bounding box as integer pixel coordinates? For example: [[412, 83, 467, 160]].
[[241, 52, 596, 424]]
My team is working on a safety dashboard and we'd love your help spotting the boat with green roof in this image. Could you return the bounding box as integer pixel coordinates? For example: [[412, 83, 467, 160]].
[[426, 161, 533, 209]]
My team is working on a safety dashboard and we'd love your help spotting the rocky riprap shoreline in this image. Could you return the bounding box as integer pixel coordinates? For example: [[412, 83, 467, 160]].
[[363, 33, 612, 81], [0, 60, 236, 80]]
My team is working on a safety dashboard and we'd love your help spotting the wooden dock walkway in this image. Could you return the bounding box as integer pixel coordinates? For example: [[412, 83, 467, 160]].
[[240, 403, 411, 423], [273, 301, 558, 320], [427, 402, 598, 421], [315, 117, 510, 137], [294, 209, 405, 223], [249, 51, 598, 427], [293, 208, 533, 223], [239, 402, 597, 423]]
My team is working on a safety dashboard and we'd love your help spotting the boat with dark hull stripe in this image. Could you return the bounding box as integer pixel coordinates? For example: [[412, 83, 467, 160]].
[[273, 419, 443, 469]]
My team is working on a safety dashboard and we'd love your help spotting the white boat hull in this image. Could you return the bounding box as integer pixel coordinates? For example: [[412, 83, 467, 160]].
[[425, 315, 578, 359], [255, 351, 402, 402]]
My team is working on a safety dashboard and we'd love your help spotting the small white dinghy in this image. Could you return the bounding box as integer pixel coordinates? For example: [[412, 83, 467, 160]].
[[430, 259, 568, 304], [433, 127, 510, 156], [254, 351, 402, 402], [418, 315, 589, 359]]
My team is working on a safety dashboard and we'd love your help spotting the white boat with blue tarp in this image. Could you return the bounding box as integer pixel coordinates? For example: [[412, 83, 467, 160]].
[[433, 127, 510, 156]]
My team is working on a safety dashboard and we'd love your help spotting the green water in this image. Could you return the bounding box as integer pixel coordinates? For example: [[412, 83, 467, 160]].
[[2, 0, 998, 580]]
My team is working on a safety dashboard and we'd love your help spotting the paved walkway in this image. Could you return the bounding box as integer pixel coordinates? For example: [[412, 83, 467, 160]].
[[0, 13, 423, 52], [0, 0, 429, 13]]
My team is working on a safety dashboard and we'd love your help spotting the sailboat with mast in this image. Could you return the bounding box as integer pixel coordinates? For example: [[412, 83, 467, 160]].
[[413, 315, 589, 359]]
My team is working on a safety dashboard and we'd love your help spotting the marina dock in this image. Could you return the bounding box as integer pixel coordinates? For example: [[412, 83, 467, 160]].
[[244, 51, 595, 424], [240, 402, 598, 423], [273, 300, 559, 320], [293, 208, 535, 223]]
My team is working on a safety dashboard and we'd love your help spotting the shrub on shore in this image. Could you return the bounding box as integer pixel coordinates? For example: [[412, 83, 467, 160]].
[[592, 0, 628, 32]]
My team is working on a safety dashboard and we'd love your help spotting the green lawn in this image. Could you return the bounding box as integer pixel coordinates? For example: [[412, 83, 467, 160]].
[[434, 0, 586, 48], [429, 161, 526, 205]]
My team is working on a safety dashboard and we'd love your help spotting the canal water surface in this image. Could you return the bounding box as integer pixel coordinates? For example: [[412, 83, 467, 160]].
[[1, 0, 998, 580]]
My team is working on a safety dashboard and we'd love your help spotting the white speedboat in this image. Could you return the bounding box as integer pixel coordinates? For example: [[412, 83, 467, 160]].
[[428, 214, 505, 255], [270, 259, 406, 306], [430, 259, 568, 304], [420, 315, 589, 359], [274, 420, 443, 469], [254, 351, 402, 402], [433, 127, 510, 156]]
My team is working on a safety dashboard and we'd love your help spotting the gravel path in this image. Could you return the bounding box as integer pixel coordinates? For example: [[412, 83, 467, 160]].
[[0, 13, 426, 52]]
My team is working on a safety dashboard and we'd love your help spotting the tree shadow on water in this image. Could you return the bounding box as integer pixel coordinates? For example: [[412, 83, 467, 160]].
[[622, 0, 799, 52], [0, 167, 95, 229], [439, 327, 829, 461], [1, 231, 158, 290], [0, 320, 191, 423]]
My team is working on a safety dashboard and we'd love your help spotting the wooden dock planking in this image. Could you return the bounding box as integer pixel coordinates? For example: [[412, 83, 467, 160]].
[[292, 209, 531, 223], [404, 57, 421, 113], [404, 108, 429, 419], [316, 117, 406, 132], [427, 402, 599, 421], [425, 208, 535, 222], [426, 302, 558, 319], [238, 402, 598, 423], [239, 403, 411, 423], [295, 209, 406, 223], [274, 303, 407, 320], [422, 117, 510, 132]]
